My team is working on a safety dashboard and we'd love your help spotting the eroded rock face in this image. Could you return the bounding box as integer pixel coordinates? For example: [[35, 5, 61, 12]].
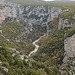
[[60, 34, 75, 75], [58, 18, 75, 30], [64, 34, 75, 57]]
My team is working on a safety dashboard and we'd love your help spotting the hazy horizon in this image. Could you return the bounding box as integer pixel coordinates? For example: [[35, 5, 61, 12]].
[[44, 0, 75, 1], [6, 0, 75, 2]]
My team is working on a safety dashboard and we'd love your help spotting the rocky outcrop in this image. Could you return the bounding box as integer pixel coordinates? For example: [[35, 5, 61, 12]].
[[60, 34, 75, 75], [51, 7, 62, 20], [58, 18, 75, 29], [0, 6, 17, 24], [62, 34, 75, 74], [64, 34, 75, 57], [0, 30, 2, 34], [58, 18, 63, 29]]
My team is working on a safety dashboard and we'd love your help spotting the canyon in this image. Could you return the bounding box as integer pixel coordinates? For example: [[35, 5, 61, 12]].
[[0, 0, 75, 75]]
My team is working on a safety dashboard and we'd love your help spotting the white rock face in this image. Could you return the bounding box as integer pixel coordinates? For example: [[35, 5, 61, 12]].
[[0, 30, 2, 34], [64, 34, 75, 57], [0, 5, 17, 24], [58, 18, 63, 29], [63, 56, 69, 64], [58, 18, 75, 29], [51, 7, 62, 20], [62, 34, 75, 74]]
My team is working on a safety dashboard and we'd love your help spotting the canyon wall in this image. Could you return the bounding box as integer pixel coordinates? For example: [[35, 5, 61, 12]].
[[64, 34, 75, 57]]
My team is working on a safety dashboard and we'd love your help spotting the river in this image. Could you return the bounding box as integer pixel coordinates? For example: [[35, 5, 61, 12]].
[[28, 34, 45, 57]]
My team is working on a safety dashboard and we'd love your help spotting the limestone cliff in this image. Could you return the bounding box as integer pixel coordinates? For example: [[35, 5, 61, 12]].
[[60, 34, 75, 75], [64, 33, 75, 57], [58, 18, 75, 29]]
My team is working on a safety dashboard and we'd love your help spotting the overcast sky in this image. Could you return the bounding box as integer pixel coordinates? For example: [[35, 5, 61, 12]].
[[44, 0, 54, 1], [6, 0, 75, 2], [44, 0, 75, 1]]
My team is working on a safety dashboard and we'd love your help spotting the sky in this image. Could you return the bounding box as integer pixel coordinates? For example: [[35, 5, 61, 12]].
[[44, 0, 75, 1], [44, 0, 54, 1], [7, 0, 75, 1]]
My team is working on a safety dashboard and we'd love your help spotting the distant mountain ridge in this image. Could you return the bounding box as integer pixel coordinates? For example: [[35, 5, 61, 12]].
[[6, 0, 75, 2], [6, 0, 43, 2]]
